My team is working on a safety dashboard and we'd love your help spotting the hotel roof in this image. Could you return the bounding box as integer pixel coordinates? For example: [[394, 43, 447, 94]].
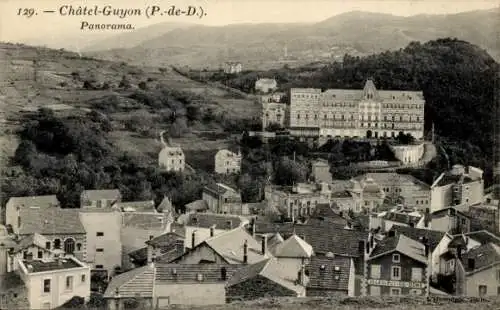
[[22, 257, 83, 273]]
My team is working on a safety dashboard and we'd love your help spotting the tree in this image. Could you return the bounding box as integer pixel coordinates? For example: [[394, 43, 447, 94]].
[[169, 118, 188, 138], [273, 157, 308, 186]]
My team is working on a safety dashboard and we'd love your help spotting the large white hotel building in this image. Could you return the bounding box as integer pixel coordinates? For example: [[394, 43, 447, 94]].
[[263, 79, 425, 140]]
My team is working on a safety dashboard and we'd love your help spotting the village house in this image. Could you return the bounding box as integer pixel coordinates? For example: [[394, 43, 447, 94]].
[[214, 149, 242, 175], [104, 263, 241, 308], [261, 97, 289, 130], [363, 233, 430, 296], [174, 227, 271, 265], [311, 159, 333, 183], [80, 189, 122, 209], [202, 183, 244, 215], [226, 257, 306, 302], [223, 62, 242, 74], [0, 225, 17, 276], [255, 78, 278, 94], [4, 195, 59, 215], [182, 213, 248, 250], [6, 233, 56, 273], [305, 254, 356, 297], [128, 231, 185, 267], [158, 146, 185, 172], [416, 207, 471, 234], [354, 173, 431, 210], [430, 165, 484, 213], [17, 256, 91, 309], [349, 177, 386, 212], [272, 234, 314, 279], [78, 208, 122, 278], [5, 206, 87, 262]]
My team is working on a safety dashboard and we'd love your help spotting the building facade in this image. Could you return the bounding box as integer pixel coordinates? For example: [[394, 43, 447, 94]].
[[255, 78, 278, 94], [223, 62, 242, 74], [80, 189, 122, 209], [288, 79, 425, 139], [262, 100, 289, 130], [214, 150, 241, 175], [430, 165, 484, 213], [17, 256, 91, 309], [202, 183, 243, 215], [158, 146, 185, 172]]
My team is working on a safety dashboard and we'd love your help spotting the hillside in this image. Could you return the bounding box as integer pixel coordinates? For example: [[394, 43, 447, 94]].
[[85, 9, 500, 69], [206, 38, 499, 182]]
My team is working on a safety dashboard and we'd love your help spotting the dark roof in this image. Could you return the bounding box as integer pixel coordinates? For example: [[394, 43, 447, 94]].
[[225, 259, 269, 287], [146, 232, 184, 248], [155, 264, 241, 283], [253, 221, 368, 257], [185, 213, 245, 229], [462, 230, 500, 247], [389, 225, 446, 251], [369, 236, 400, 258], [436, 174, 474, 187], [306, 256, 352, 291], [155, 247, 186, 263], [369, 234, 427, 264], [431, 207, 470, 219], [104, 265, 154, 298], [381, 212, 421, 225], [462, 243, 500, 274], [203, 183, 238, 197], [18, 208, 85, 235], [22, 258, 82, 273], [128, 247, 148, 263]]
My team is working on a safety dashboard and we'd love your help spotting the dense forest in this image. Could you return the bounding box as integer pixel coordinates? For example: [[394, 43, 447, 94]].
[[208, 39, 499, 177]]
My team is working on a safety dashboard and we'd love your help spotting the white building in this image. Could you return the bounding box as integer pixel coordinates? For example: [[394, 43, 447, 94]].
[[17, 256, 91, 309], [158, 146, 185, 172], [214, 149, 241, 175]]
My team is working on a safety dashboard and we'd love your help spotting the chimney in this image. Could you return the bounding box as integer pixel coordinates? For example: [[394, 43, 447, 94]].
[[424, 208, 430, 228], [365, 241, 370, 254], [243, 240, 248, 264], [210, 225, 215, 237], [261, 235, 267, 255], [467, 258, 475, 270], [358, 240, 365, 255], [221, 267, 227, 280], [191, 231, 196, 248]]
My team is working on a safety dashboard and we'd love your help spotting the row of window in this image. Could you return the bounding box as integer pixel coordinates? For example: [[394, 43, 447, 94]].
[[45, 238, 81, 254], [293, 114, 422, 122], [43, 274, 86, 294], [369, 286, 422, 296]]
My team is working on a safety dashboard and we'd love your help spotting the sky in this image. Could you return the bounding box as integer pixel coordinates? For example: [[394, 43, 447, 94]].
[[0, 0, 498, 49]]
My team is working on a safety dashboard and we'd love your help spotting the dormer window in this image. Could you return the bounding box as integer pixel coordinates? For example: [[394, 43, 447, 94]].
[[393, 254, 400, 263]]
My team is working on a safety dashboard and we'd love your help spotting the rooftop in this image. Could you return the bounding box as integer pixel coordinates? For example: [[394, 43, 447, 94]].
[[80, 189, 121, 201], [462, 243, 500, 274], [185, 212, 246, 229], [159, 146, 184, 158], [369, 234, 427, 264], [122, 213, 169, 230], [381, 212, 422, 225], [389, 225, 446, 252], [146, 231, 184, 248], [7, 195, 59, 209], [185, 199, 209, 212], [354, 173, 430, 190], [273, 234, 314, 258], [18, 207, 86, 235], [21, 257, 83, 273], [461, 230, 500, 247], [204, 183, 239, 196], [306, 256, 352, 291], [119, 201, 156, 213], [14, 233, 50, 253]]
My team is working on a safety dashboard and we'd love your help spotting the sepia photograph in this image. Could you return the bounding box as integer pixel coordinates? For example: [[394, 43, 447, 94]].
[[0, 0, 499, 309]]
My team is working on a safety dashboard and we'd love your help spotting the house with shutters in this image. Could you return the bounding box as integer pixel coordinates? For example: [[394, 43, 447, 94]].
[[363, 233, 430, 297], [80, 189, 121, 209], [104, 263, 241, 308]]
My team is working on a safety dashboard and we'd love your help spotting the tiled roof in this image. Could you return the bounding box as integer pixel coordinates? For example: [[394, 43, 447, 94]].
[[170, 223, 186, 237], [7, 195, 59, 209], [103, 265, 155, 298], [155, 246, 185, 263], [312, 203, 340, 218], [389, 225, 446, 252], [273, 234, 314, 258], [369, 234, 427, 264], [122, 213, 169, 230], [119, 201, 156, 213], [253, 221, 368, 257], [462, 230, 500, 247], [202, 227, 270, 264], [156, 263, 241, 283], [226, 258, 304, 294], [435, 173, 474, 187], [355, 173, 430, 190], [81, 189, 121, 201], [462, 243, 500, 274], [306, 256, 352, 291], [146, 231, 184, 247], [157, 196, 174, 214], [185, 200, 209, 212], [18, 208, 85, 235], [185, 213, 246, 229]]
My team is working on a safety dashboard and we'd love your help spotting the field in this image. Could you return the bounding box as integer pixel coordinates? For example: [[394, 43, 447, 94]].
[[0, 43, 261, 170]]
